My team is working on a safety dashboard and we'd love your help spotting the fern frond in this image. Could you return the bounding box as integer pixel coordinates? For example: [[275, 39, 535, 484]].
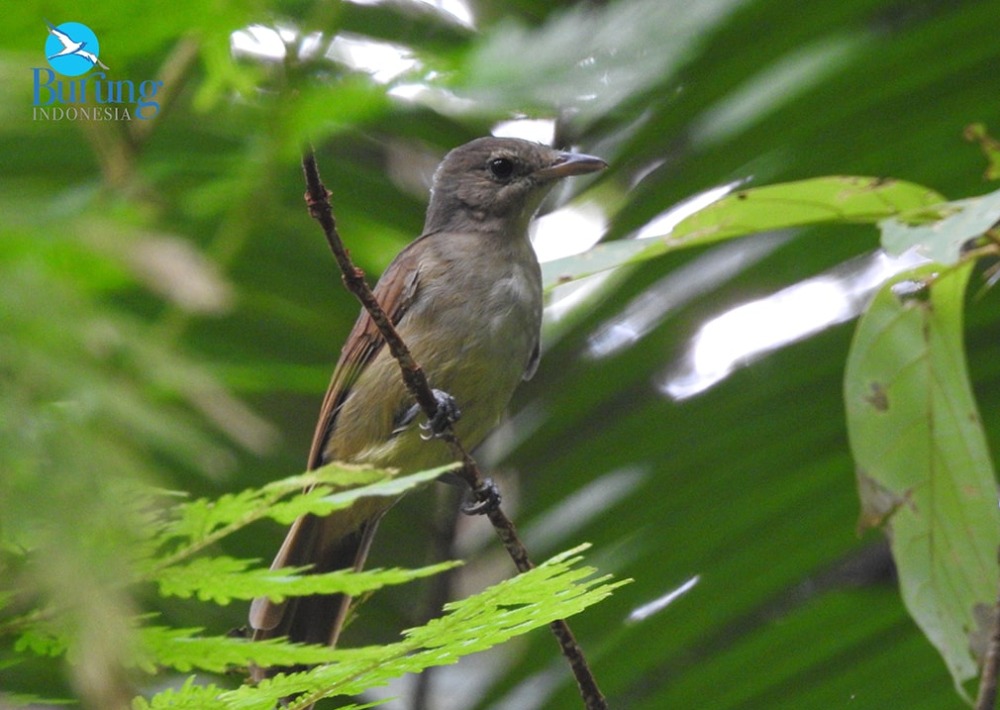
[[155, 556, 460, 605]]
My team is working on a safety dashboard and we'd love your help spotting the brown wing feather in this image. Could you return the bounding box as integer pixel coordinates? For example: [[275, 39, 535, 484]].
[[307, 241, 424, 470], [249, 236, 425, 642]]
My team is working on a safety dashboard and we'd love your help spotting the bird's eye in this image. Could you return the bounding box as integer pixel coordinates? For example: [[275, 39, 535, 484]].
[[488, 157, 515, 180]]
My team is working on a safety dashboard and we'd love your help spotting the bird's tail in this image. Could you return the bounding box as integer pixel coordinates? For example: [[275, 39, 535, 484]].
[[249, 512, 382, 682]]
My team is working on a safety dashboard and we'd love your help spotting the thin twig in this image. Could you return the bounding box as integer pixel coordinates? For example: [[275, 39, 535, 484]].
[[975, 550, 1000, 710], [301, 146, 608, 710]]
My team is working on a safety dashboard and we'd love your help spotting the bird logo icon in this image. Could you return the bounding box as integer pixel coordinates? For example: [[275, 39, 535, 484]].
[[44, 20, 109, 76]]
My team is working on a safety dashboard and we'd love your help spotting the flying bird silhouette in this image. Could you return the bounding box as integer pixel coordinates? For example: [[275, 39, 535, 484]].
[[45, 20, 109, 70]]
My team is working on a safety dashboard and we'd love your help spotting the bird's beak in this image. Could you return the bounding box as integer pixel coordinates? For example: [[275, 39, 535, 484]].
[[534, 151, 608, 179]]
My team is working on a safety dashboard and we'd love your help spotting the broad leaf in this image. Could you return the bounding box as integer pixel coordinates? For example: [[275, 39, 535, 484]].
[[844, 262, 1000, 699], [880, 185, 1000, 264], [541, 176, 944, 290], [669, 176, 945, 247], [541, 239, 651, 289]]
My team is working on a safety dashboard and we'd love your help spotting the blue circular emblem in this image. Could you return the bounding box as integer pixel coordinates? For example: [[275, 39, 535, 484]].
[[44, 21, 107, 77]]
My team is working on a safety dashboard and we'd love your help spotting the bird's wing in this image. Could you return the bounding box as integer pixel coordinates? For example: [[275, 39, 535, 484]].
[[307, 235, 426, 470], [45, 21, 75, 50], [74, 50, 108, 70], [523, 340, 541, 380], [248, 236, 425, 636]]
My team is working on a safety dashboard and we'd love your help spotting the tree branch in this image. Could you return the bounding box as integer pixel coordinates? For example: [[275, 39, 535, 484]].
[[301, 146, 608, 710]]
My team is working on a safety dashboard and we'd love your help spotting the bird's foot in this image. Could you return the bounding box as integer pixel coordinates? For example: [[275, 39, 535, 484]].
[[227, 626, 249, 639], [393, 389, 461, 438], [461, 477, 502, 516], [419, 389, 461, 440]]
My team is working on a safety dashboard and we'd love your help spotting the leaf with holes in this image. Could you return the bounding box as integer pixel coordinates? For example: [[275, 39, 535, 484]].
[[880, 185, 1000, 264], [844, 261, 1000, 700], [541, 176, 944, 290]]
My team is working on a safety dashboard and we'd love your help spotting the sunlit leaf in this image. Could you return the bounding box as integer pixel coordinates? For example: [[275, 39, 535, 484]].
[[880, 185, 1000, 264], [844, 262, 1000, 699], [460, 0, 743, 125], [267, 465, 456, 524], [136, 547, 625, 708], [541, 240, 652, 291], [145, 464, 457, 568], [669, 176, 945, 248], [132, 677, 381, 710], [156, 556, 459, 604], [137, 627, 344, 674], [541, 177, 944, 290], [132, 679, 229, 710]]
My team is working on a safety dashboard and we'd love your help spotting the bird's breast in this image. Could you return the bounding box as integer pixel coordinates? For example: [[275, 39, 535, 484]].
[[400, 235, 541, 440], [327, 231, 542, 473], [418, 240, 540, 371]]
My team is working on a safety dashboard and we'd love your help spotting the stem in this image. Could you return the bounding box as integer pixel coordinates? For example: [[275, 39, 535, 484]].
[[975, 551, 1000, 710]]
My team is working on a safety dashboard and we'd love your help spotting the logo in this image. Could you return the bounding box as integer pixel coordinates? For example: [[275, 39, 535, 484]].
[[44, 20, 109, 76], [33, 18, 163, 122]]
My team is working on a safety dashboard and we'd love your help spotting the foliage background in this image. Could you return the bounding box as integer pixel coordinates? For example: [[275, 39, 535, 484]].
[[2, 0, 999, 708]]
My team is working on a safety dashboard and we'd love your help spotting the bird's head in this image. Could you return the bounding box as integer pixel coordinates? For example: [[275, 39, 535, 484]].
[[424, 137, 606, 235]]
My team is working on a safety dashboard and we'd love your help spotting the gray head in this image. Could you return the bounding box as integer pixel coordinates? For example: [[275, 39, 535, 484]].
[[424, 137, 606, 235]]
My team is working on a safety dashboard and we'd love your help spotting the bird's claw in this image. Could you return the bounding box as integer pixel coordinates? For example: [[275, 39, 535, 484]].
[[419, 389, 461, 440], [461, 477, 501, 516]]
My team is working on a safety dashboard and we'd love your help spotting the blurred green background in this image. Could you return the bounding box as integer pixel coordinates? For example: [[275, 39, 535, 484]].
[[2, 0, 999, 708]]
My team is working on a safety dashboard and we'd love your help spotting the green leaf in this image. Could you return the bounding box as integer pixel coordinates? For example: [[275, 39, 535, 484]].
[[137, 546, 626, 708], [541, 177, 945, 290], [281, 78, 392, 158], [0, 693, 74, 707], [459, 0, 743, 126], [145, 464, 458, 569], [156, 556, 459, 604], [280, 545, 626, 709], [880, 185, 1000, 264], [541, 240, 653, 290], [132, 678, 229, 710], [134, 672, 382, 710], [133, 676, 391, 710], [148, 467, 380, 550], [844, 262, 1000, 699], [669, 176, 945, 248], [964, 123, 1000, 181], [137, 627, 345, 674], [14, 627, 68, 658], [313, 465, 459, 511]]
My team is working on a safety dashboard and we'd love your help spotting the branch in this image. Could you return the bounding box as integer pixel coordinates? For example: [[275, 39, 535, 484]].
[[301, 147, 608, 710]]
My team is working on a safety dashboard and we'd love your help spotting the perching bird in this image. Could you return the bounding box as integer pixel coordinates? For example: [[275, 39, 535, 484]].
[[249, 137, 606, 673], [44, 20, 110, 70]]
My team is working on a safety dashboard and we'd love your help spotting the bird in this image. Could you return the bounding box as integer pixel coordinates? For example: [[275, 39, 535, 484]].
[[248, 136, 607, 681], [45, 20, 110, 70]]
